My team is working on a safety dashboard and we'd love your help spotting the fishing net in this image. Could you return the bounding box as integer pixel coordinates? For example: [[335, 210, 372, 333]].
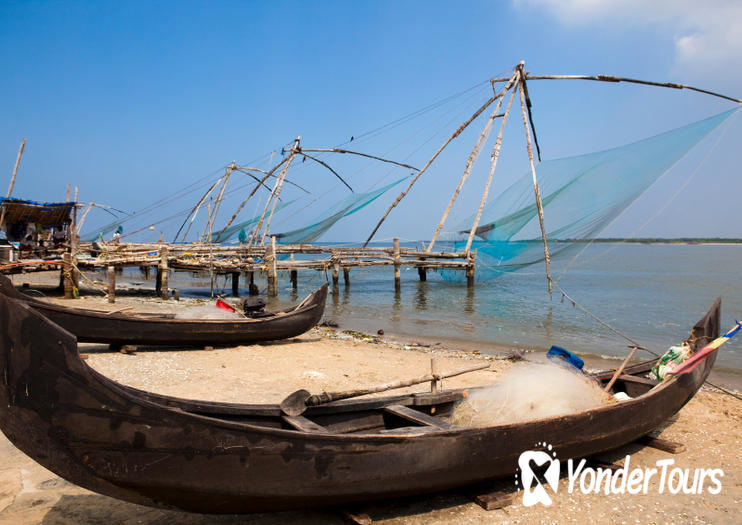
[[272, 177, 408, 244], [439, 109, 737, 281], [450, 361, 612, 427], [211, 199, 295, 243]]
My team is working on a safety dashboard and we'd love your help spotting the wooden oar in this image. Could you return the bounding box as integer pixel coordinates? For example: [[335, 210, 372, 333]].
[[280, 362, 490, 416]]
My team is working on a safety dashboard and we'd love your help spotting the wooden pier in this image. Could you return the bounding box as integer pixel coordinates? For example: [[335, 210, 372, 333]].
[[0, 238, 476, 300]]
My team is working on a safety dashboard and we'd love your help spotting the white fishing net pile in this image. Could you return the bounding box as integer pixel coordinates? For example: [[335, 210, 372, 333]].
[[451, 361, 612, 427], [174, 304, 243, 320]]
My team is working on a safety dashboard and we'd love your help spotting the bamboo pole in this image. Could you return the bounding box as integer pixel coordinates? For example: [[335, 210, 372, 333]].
[[1, 139, 26, 237], [486, 74, 742, 104], [173, 177, 222, 243], [203, 164, 233, 242], [465, 79, 519, 253], [76, 202, 95, 233], [261, 138, 300, 244], [250, 138, 300, 247], [213, 157, 289, 242], [427, 73, 517, 252], [516, 63, 553, 296], [7, 138, 25, 198], [363, 94, 502, 247], [305, 362, 489, 407], [0, 138, 26, 235], [298, 148, 419, 171]]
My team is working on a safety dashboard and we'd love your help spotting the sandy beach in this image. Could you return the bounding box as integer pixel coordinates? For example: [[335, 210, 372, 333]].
[[0, 274, 741, 523]]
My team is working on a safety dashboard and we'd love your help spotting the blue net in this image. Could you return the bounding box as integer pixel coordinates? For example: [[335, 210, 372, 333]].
[[211, 199, 295, 243], [273, 177, 408, 244], [439, 108, 737, 281]]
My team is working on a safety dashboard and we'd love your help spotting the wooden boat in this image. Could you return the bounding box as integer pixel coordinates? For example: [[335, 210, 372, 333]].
[[0, 274, 327, 346], [0, 295, 720, 513]]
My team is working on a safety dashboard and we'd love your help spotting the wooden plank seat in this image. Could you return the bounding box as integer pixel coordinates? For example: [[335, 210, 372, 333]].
[[282, 415, 327, 433], [384, 405, 451, 430], [618, 374, 659, 386]]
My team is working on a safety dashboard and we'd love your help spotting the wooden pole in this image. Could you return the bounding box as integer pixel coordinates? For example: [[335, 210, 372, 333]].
[[363, 94, 502, 247], [603, 346, 641, 393], [6, 138, 25, 198], [231, 271, 240, 297], [332, 257, 340, 290], [107, 265, 116, 303], [305, 362, 489, 407], [262, 138, 300, 243], [157, 246, 169, 299], [466, 249, 476, 288], [267, 236, 278, 297], [290, 269, 298, 289], [517, 63, 553, 296], [393, 237, 401, 291], [173, 177, 222, 243], [62, 252, 74, 299], [430, 357, 440, 393], [427, 73, 517, 252], [253, 137, 300, 247], [465, 80, 519, 253], [213, 156, 289, 242], [66, 184, 71, 202], [343, 266, 350, 287], [0, 138, 26, 234], [203, 164, 233, 242], [486, 73, 742, 104]]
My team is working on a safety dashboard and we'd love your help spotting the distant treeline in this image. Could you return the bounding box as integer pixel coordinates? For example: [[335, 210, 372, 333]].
[[556, 238, 742, 244]]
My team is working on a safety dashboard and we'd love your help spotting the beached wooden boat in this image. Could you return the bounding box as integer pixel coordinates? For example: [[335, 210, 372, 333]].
[[0, 274, 327, 346], [0, 295, 720, 513]]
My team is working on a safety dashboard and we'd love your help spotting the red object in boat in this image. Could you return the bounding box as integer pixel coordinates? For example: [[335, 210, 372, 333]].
[[215, 298, 236, 312]]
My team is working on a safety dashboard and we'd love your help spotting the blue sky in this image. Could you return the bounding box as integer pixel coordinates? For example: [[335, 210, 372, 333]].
[[1, 0, 740, 242]]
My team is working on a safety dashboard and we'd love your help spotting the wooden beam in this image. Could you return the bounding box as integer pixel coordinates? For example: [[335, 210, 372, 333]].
[[428, 74, 517, 252], [107, 265, 116, 303], [516, 63, 552, 296], [364, 93, 502, 247], [384, 405, 451, 429], [281, 415, 327, 433], [465, 80, 519, 253], [637, 435, 686, 454]]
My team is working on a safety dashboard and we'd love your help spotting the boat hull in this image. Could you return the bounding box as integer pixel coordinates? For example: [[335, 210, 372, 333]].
[[0, 295, 719, 513], [0, 275, 327, 345]]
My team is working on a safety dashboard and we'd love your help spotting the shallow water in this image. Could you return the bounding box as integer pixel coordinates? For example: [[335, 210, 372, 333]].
[[119, 243, 742, 371]]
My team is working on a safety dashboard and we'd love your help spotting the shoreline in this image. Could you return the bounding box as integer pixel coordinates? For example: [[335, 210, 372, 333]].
[[9, 271, 742, 392]]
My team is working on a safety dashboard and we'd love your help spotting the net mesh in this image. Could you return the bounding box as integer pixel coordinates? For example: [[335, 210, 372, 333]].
[[439, 108, 737, 281], [272, 177, 407, 244]]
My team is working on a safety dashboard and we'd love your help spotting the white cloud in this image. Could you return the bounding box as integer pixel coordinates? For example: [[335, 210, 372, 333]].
[[514, 0, 742, 76]]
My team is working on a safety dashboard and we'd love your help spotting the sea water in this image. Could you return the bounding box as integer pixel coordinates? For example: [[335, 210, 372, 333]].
[[122, 243, 742, 372]]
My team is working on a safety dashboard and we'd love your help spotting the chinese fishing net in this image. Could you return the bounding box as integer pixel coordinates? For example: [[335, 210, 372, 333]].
[[438, 108, 737, 281], [272, 177, 407, 244]]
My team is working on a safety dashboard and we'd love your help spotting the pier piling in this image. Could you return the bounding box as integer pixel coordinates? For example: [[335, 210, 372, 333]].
[[107, 265, 115, 303], [393, 238, 401, 291]]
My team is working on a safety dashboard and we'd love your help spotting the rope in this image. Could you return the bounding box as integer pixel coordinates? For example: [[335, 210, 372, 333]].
[[554, 283, 659, 357]]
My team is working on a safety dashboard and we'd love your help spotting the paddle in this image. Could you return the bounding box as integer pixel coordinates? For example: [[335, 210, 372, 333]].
[[280, 362, 490, 416]]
